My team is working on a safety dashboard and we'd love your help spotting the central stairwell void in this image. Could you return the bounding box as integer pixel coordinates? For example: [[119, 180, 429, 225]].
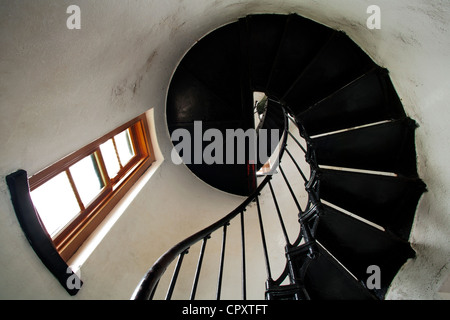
[[132, 14, 426, 300]]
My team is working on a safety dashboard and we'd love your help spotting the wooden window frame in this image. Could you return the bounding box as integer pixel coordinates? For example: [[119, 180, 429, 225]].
[[29, 114, 155, 261]]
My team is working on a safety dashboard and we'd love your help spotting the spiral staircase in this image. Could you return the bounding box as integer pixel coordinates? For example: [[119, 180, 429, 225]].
[[132, 13, 426, 300]]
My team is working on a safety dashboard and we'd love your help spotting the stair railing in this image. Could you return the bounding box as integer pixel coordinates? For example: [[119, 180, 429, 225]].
[[132, 105, 322, 300]]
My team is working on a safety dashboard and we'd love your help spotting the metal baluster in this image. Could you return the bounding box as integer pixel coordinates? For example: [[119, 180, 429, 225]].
[[256, 195, 272, 281], [216, 223, 228, 300], [149, 280, 159, 300], [279, 164, 316, 258], [240, 211, 247, 300], [166, 249, 189, 300], [288, 131, 307, 154], [285, 148, 308, 183], [268, 180, 290, 246], [279, 164, 303, 213], [190, 236, 209, 300]]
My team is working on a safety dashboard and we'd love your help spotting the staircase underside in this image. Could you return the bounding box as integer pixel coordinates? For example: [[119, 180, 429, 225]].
[[164, 13, 426, 300]]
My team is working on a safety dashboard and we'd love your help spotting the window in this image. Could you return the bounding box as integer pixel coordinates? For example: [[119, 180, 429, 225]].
[[29, 114, 155, 261]]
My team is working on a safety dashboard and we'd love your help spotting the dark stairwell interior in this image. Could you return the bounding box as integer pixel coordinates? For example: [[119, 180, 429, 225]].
[[133, 14, 426, 300]]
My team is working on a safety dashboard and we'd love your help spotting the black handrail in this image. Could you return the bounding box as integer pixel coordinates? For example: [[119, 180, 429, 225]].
[[131, 106, 319, 300], [132, 173, 278, 299]]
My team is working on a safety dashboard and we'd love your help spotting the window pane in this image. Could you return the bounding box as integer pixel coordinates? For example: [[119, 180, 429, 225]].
[[115, 129, 135, 165], [70, 154, 105, 206], [30, 172, 81, 237], [100, 139, 121, 178]]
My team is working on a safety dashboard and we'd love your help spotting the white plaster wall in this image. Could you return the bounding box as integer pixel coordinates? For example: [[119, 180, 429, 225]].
[[0, 0, 449, 299], [0, 0, 247, 299]]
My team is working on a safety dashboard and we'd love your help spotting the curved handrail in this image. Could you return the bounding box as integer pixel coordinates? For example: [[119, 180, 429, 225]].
[[131, 105, 319, 300], [132, 107, 291, 300], [132, 175, 272, 300]]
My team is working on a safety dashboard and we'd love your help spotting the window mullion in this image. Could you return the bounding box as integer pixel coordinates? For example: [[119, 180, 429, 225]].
[[129, 125, 142, 157], [94, 148, 112, 189], [65, 169, 85, 211], [111, 136, 124, 169]]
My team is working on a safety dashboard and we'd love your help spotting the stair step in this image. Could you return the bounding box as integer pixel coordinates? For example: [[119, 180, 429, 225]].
[[287, 244, 377, 300], [265, 283, 309, 300], [266, 14, 334, 99], [297, 67, 405, 136], [245, 14, 288, 92], [312, 118, 419, 178], [283, 31, 375, 113], [168, 121, 256, 196], [319, 169, 426, 239], [167, 20, 257, 196], [180, 22, 242, 108], [316, 204, 415, 298], [167, 67, 241, 124]]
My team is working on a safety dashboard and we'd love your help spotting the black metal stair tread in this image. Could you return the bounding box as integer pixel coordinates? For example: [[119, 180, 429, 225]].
[[168, 120, 243, 130], [316, 204, 415, 298], [167, 122, 258, 197], [297, 67, 405, 136], [245, 14, 288, 92], [287, 244, 377, 300], [179, 22, 243, 108], [167, 67, 242, 125], [282, 31, 376, 112], [186, 162, 251, 196], [312, 117, 419, 178], [319, 168, 426, 239], [265, 14, 335, 99], [265, 283, 310, 300], [167, 19, 257, 196]]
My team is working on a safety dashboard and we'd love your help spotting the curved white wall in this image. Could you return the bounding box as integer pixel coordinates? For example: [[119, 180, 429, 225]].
[[0, 0, 448, 299]]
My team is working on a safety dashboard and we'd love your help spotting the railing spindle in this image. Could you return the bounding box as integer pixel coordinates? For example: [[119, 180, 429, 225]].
[[166, 249, 189, 300], [268, 180, 291, 246], [279, 164, 303, 213], [190, 236, 209, 300], [288, 131, 307, 154], [216, 224, 228, 300], [279, 165, 316, 258], [240, 211, 247, 300], [285, 148, 308, 183], [256, 195, 272, 281]]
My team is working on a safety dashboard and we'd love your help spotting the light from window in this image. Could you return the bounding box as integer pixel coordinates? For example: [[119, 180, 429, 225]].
[[31, 171, 81, 236], [70, 154, 105, 206]]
